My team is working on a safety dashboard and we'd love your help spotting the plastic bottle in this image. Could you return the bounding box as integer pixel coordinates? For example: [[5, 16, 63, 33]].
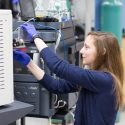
[[47, 0, 70, 21], [35, 0, 46, 17], [55, 0, 62, 21], [47, 0, 57, 17], [101, 0, 123, 46], [60, 0, 70, 21]]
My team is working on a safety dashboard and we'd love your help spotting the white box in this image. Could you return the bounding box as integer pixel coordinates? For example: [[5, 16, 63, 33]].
[[0, 10, 14, 106]]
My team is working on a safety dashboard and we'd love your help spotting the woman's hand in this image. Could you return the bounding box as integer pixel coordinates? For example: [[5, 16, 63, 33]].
[[13, 49, 31, 66]]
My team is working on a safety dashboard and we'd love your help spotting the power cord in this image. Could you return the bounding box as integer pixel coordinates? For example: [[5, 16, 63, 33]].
[[54, 94, 58, 105], [54, 100, 67, 109]]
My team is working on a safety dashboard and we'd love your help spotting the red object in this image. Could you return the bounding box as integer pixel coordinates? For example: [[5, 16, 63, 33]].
[[18, 47, 27, 52]]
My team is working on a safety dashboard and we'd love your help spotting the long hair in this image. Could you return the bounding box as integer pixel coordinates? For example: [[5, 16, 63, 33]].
[[88, 31, 124, 109]]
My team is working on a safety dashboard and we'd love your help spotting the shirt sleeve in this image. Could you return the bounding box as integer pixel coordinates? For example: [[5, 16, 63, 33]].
[[40, 47, 113, 92], [38, 73, 79, 94]]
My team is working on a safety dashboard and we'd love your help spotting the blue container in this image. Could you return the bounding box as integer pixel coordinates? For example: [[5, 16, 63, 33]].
[[101, 0, 123, 46], [122, 0, 125, 33], [95, 0, 103, 31]]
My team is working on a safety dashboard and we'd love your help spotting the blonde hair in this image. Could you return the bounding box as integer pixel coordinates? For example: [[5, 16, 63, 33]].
[[88, 31, 124, 109]]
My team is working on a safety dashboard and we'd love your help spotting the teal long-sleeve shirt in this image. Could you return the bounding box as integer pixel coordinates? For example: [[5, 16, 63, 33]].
[[38, 47, 117, 125]]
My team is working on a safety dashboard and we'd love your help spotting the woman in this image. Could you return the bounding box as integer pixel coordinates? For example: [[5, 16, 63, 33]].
[[13, 23, 124, 125]]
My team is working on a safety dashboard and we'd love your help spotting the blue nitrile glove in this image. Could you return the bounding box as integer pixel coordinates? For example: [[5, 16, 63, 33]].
[[11, 0, 19, 4], [20, 23, 37, 41], [13, 49, 31, 66]]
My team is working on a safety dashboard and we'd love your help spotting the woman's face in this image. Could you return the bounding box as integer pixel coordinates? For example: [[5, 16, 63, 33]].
[[80, 35, 97, 66]]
